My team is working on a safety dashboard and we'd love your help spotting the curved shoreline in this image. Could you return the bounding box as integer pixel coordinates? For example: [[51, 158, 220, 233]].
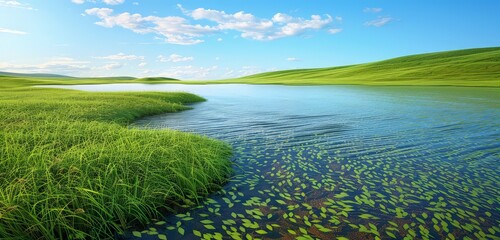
[[0, 77, 233, 239]]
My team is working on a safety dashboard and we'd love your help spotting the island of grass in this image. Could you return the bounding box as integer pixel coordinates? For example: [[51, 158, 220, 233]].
[[0, 77, 232, 239]]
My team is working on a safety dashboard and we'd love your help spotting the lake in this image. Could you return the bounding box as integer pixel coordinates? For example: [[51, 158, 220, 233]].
[[48, 84, 500, 239]]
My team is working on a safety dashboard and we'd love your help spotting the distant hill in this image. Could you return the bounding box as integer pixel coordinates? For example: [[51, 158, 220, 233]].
[[0, 72, 182, 82], [2, 47, 498, 87], [137, 77, 179, 82], [0, 74, 179, 88], [86, 76, 137, 80], [221, 47, 500, 87], [0, 71, 73, 78]]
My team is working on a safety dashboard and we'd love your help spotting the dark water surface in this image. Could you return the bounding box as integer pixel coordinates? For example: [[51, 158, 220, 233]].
[[50, 84, 500, 239]]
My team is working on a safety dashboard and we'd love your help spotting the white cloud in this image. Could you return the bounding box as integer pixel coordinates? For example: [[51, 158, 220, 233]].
[[132, 1, 138, 5], [100, 62, 123, 70], [222, 70, 234, 77], [221, 66, 278, 79], [157, 54, 194, 63], [94, 53, 144, 60], [0, 57, 89, 74], [138, 62, 147, 67], [286, 57, 300, 62], [103, 0, 124, 5], [85, 6, 338, 44], [364, 8, 383, 13], [185, 7, 335, 40], [328, 28, 342, 34], [272, 13, 293, 23], [72, 0, 124, 5], [217, 37, 223, 42], [364, 17, 394, 27], [85, 8, 217, 45], [0, 27, 27, 35], [0, 0, 35, 10], [238, 66, 263, 76], [159, 65, 218, 80], [141, 69, 152, 75]]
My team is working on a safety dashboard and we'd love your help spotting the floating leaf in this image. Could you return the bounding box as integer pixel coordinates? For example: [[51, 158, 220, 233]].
[[335, 192, 349, 198], [205, 225, 216, 230], [276, 199, 286, 205], [447, 233, 456, 240], [386, 231, 396, 238], [360, 213, 379, 219], [266, 224, 273, 231], [158, 234, 167, 240], [256, 230, 267, 234]]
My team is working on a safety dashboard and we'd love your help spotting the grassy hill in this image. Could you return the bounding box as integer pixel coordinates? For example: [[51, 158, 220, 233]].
[[1, 47, 498, 87], [0, 75, 182, 89], [220, 47, 500, 87], [138, 77, 179, 82], [0, 71, 74, 78]]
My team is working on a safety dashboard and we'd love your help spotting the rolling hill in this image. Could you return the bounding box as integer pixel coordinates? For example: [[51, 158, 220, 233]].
[[1, 47, 498, 87], [0, 71, 74, 78], [221, 47, 500, 87]]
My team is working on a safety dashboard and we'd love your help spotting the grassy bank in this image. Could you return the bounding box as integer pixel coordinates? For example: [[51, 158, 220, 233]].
[[216, 47, 500, 87], [0, 78, 233, 239]]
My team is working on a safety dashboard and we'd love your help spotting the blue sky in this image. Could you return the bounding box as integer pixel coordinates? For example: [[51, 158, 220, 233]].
[[0, 0, 499, 79]]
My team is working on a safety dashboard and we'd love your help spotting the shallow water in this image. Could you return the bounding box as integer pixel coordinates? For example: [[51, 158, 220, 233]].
[[48, 84, 500, 239]]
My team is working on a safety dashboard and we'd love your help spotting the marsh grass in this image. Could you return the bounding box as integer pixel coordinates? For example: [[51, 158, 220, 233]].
[[0, 81, 232, 239]]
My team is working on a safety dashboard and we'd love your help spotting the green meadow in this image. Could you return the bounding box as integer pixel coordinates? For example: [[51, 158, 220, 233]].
[[218, 47, 500, 87], [2, 47, 498, 88], [0, 47, 498, 239], [0, 77, 232, 239]]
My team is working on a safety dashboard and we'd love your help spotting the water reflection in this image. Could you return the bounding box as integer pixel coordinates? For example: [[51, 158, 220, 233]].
[[45, 84, 500, 239]]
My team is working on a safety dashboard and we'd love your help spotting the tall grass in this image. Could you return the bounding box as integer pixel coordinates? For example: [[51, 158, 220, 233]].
[[0, 82, 232, 239]]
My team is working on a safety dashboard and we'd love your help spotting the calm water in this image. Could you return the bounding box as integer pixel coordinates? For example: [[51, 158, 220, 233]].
[[49, 84, 500, 239]]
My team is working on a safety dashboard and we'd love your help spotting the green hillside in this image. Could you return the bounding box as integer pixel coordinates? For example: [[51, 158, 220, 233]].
[[138, 77, 179, 82], [0, 71, 74, 78], [1, 47, 498, 87], [0, 75, 180, 89], [221, 47, 500, 87]]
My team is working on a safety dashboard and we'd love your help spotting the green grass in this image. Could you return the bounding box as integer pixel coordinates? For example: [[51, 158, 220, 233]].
[[3, 47, 498, 87], [216, 47, 500, 87], [0, 46, 497, 239], [0, 78, 233, 239]]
